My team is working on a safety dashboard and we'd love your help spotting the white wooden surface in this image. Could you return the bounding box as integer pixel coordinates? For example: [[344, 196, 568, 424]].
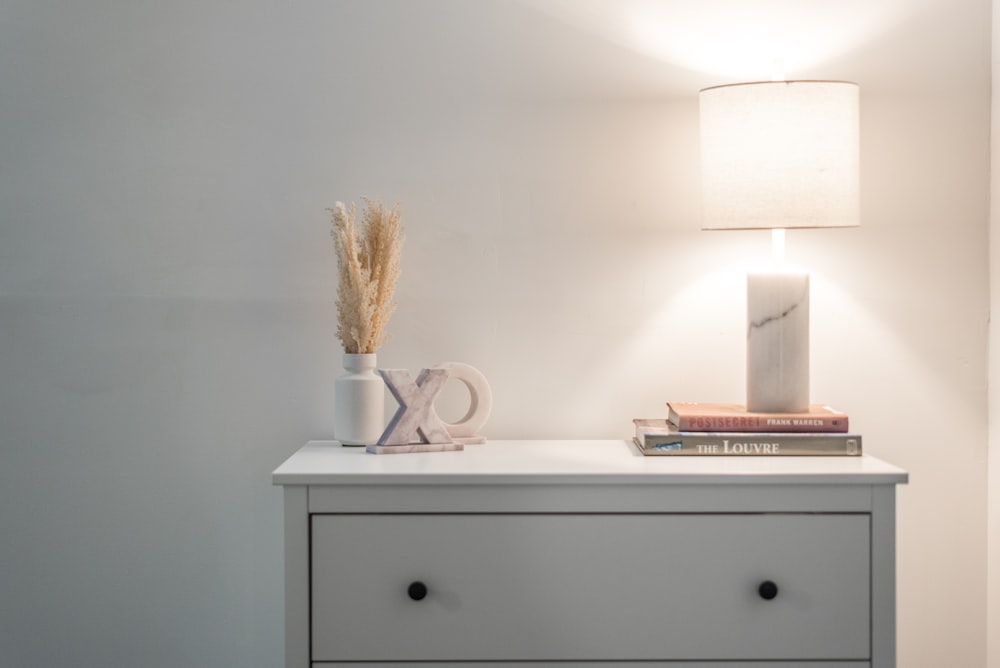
[[281, 487, 308, 668], [871, 484, 898, 667], [274, 440, 907, 668], [312, 513, 870, 662], [272, 439, 908, 486]]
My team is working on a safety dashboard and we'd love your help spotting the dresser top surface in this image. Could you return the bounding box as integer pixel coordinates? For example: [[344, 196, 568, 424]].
[[272, 440, 907, 486]]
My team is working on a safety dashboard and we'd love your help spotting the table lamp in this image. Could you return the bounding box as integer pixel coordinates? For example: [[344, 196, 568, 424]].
[[699, 80, 860, 413]]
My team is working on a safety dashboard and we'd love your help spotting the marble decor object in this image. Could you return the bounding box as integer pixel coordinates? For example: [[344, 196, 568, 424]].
[[436, 362, 492, 445], [368, 363, 494, 455], [371, 367, 459, 454], [365, 441, 465, 455], [746, 270, 809, 413]]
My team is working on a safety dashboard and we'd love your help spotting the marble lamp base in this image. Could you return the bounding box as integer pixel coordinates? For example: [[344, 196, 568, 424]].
[[746, 269, 809, 413]]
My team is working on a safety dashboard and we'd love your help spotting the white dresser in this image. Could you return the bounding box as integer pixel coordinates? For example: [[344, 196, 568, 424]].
[[273, 440, 907, 667]]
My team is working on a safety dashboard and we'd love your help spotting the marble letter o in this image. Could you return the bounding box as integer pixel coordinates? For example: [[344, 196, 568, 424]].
[[436, 362, 492, 442]]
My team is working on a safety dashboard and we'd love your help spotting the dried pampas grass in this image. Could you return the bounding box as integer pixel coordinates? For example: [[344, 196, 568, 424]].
[[329, 198, 404, 354]]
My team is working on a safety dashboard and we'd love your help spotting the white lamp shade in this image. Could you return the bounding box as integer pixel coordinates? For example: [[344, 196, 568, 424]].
[[700, 80, 860, 230]]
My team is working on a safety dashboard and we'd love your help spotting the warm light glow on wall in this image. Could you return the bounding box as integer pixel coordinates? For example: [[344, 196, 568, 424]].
[[625, 6, 806, 80], [525, 0, 937, 79]]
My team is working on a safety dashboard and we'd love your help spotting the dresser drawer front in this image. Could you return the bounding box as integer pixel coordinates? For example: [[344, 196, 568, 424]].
[[315, 663, 871, 667], [311, 513, 870, 662]]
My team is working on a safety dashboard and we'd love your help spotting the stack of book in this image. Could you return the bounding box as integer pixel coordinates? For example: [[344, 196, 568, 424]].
[[633, 402, 860, 456]]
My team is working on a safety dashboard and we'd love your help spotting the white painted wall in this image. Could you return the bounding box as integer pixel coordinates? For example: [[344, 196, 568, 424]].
[[990, 3, 1000, 666], [0, 1, 990, 666]]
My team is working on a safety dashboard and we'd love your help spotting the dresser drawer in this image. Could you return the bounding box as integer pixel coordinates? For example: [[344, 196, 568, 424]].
[[315, 663, 871, 667], [311, 513, 870, 662]]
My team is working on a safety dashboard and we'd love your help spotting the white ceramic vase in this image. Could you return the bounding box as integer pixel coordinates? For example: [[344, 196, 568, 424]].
[[334, 353, 384, 446]]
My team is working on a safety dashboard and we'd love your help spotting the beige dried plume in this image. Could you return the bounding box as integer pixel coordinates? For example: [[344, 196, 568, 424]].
[[329, 198, 404, 354]]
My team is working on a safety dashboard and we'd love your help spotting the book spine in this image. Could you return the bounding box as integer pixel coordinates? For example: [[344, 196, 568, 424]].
[[672, 415, 848, 433], [634, 434, 861, 456]]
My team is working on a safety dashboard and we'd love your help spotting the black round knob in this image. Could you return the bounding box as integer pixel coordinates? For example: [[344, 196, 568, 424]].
[[758, 580, 779, 601], [407, 581, 428, 601]]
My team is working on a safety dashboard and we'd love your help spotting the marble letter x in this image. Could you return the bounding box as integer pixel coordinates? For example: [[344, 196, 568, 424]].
[[377, 368, 453, 446]]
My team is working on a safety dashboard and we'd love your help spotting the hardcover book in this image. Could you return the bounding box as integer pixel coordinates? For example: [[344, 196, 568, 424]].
[[666, 402, 849, 433], [633, 419, 861, 456]]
